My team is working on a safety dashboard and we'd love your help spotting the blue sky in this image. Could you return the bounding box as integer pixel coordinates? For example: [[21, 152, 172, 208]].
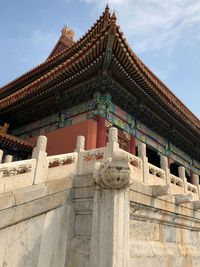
[[0, 0, 200, 118]]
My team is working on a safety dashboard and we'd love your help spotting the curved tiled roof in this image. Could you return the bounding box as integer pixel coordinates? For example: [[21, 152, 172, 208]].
[[0, 5, 200, 139], [0, 131, 34, 152], [0, 6, 110, 98]]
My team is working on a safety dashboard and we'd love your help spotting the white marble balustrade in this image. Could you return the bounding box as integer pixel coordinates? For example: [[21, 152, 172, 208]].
[[147, 163, 166, 186]]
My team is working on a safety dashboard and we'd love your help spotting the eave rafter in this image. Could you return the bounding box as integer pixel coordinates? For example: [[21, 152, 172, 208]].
[[0, 24, 112, 114], [0, 5, 111, 99], [0, 5, 199, 160], [109, 26, 200, 136]]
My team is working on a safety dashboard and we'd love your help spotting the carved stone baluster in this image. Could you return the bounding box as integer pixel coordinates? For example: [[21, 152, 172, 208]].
[[192, 173, 200, 200], [75, 135, 85, 175], [5, 155, 13, 163], [106, 127, 119, 158], [0, 150, 3, 164], [137, 141, 148, 183], [160, 155, 170, 185], [178, 166, 188, 194], [75, 135, 85, 152], [32, 135, 48, 184]]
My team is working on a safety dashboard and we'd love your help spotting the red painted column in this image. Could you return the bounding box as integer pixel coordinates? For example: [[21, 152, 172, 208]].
[[130, 136, 136, 155], [96, 115, 106, 148]]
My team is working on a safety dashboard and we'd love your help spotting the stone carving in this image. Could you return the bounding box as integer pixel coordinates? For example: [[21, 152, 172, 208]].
[[148, 164, 165, 179], [188, 184, 197, 194], [130, 220, 159, 241], [36, 135, 47, 151], [0, 163, 32, 177], [4, 155, 13, 163], [93, 150, 132, 189], [170, 175, 183, 187], [0, 150, 3, 164], [137, 141, 146, 158], [108, 127, 118, 143], [129, 156, 141, 169], [48, 157, 75, 168], [75, 136, 85, 152], [83, 152, 104, 161]]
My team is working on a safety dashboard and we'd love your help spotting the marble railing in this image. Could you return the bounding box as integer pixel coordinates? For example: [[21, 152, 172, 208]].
[[170, 174, 183, 187], [124, 151, 143, 181], [188, 182, 198, 194], [78, 147, 106, 175], [0, 159, 36, 193], [187, 182, 199, 200], [170, 174, 184, 194], [47, 152, 78, 181], [0, 128, 200, 206], [147, 163, 166, 186]]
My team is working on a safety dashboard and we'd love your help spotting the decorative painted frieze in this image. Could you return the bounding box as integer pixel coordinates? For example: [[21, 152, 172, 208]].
[[48, 157, 75, 168], [0, 162, 32, 177], [10, 98, 200, 175], [93, 92, 111, 117], [83, 152, 104, 161]]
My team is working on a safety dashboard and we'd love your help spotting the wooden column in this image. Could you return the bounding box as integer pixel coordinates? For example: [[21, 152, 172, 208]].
[[130, 136, 136, 155], [96, 115, 106, 148]]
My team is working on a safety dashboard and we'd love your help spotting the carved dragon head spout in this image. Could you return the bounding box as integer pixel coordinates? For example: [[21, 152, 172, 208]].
[[94, 150, 133, 189]]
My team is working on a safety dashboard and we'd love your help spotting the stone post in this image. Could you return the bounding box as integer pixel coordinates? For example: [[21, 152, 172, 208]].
[[137, 141, 148, 183], [192, 173, 200, 200], [4, 155, 13, 163], [106, 127, 119, 158], [32, 135, 48, 184], [75, 135, 85, 152], [91, 150, 131, 267], [75, 135, 85, 175], [178, 166, 188, 194], [0, 150, 3, 163], [191, 173, 199, 185], [160, 155, 170, 185]]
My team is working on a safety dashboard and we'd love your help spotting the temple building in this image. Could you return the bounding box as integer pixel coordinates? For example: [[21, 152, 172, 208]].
[[1, 6, 199, 182], [1, 6, 200, 267]]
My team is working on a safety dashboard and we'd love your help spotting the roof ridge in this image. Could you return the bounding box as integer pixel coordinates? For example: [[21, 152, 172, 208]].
[[0, 6, 111, 95], [0, 21, 113, 110]]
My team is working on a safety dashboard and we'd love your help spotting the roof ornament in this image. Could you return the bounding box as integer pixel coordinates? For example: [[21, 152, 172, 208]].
[[103, 4, 110, 26], [111, 11, 116, 22], [61, 26, 74, 40], [109, 11, 117, 35], [0, 123, 9, 134], [105, 3, 109, 12]]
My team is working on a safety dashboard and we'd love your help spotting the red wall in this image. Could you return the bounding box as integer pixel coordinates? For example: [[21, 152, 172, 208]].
[[27, 119, 97, 156]]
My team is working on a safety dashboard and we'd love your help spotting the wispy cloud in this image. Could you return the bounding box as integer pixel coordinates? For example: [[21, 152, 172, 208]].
[[18, 30, 58, 66], [31, 30, 58, 50], [81, 0, 200, 53]]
